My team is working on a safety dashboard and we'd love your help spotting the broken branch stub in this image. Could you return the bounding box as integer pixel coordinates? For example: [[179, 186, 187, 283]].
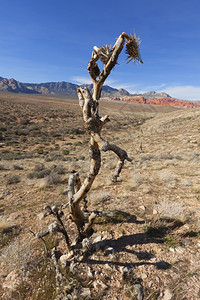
[[68, 31, 141, 244]]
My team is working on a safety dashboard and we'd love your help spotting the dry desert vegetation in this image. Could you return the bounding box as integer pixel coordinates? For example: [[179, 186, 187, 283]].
[[0, 91, 199, 300]]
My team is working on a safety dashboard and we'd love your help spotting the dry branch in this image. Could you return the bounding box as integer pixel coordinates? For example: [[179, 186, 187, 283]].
[[67, 31, 142, 245]]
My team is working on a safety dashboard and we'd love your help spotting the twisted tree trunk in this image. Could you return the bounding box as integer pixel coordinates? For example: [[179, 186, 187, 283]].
[[68, 31, 142, 244]]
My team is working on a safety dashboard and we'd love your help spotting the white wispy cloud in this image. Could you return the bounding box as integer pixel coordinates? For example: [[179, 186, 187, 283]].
[[70, 77, 200, 101], [160, 85, 200, 101], [71, 76, 92, 85], [125, 83, 200, 101], [71, 76, 119, 86]]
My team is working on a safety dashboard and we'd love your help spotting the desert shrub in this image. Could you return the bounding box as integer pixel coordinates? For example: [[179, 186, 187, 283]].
[[54, 144, 60, 150], [190, 151, 200, 161], [35, 174, 64, 188], [74, 141, 82, 146], [0, 163, 8, 170], [19, 136, 27, 143], [153, 200, 189, 223], [131, 172, 144, 188], [27, 169, 51, 179], [180, 179, 192, 186], [97, 210, 130, 225], [50, 164, 66, 174], [0, 125, 7, 132], [15, 128, 30, 136], [45, 154, 67, 162], [37, 169, 51, 178], [0, 238, 32, 272], [193, 184, 200, 193], [13, 164, 24, 170], [7, 175, 21, 185], [158, 171, 176, 182], [0, 220, 20, 248], [48, 174, 63, 185], [20, 118, 30, 125], [61, 149, 70, 155], [140, 154, 156, 162], [34, 163, 45, 172], [36, 148, 44, 155]]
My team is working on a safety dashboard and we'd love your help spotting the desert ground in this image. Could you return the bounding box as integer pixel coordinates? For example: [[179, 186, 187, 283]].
[[0, 92, 199, 299]]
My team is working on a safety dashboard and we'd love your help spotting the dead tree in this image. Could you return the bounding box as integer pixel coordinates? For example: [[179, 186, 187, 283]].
[[68, 32, 142, 244]]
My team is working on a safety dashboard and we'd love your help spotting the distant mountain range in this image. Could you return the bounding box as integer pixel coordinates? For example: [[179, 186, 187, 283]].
[[0, 76, 170, 99], [0, 76, 128, 98], [0, 76, 199, 108]]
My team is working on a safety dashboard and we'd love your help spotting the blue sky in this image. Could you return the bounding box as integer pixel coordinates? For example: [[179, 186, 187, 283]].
[[1, 0, 200, 100]]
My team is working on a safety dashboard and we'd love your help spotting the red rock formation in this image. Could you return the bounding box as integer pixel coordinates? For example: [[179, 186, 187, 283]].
[[110, 96, 200, 108]]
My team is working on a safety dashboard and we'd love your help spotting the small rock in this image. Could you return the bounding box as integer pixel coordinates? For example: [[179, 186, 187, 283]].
[[37, 212, 46, 220], [87, 268, 93, 279], [139, 205, 146, 211], [98, 280, 107, 289], [181, 239, 188, 246], [148, 281, 153, 288], [134, 283, 143, 300], [60, 252, 73, 267], [162, 288, 172, 300], [120, 266, 129, 274], [105, 263, 113, 271], [150, 257, 156, 262], [80, 287, 91, 299], [141, 273, 147, 279], [105, 247, 115, 255], [60, 255, 68, 268], [153, 209, 158, 215], [93, 235, 102, 243], [70, 261, 77, 272], [175, 246, 185, 254], [155, 276, 160, 283], [182, 224, 189, 230], [169, 247, 175, 253], [82, 238, 92, 252]]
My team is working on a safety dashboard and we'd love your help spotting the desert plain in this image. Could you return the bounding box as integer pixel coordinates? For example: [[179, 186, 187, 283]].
[[0, 92, 199, 299]]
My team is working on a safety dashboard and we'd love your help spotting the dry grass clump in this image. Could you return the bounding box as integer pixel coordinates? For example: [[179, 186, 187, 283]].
[[180, 179, 192, 186], [130, 172, 144, 188], [12, 164, 24, 170], [0, 163, 8, 170], [0, 219, 20, 249], [0, 238, 32, 272], [27, 163, 67, 181], [50, 164, 66, 174], [154, 200, 189, 223], [193, 184, 200, 194], [158, 170, 176, 182], [34, 174, 64, 189], [6, 175, 21, 185], [27, 168, 51, 179]]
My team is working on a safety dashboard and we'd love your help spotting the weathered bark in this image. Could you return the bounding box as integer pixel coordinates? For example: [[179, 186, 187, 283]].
[[68, 31, 142, 244], [68, 86, 131, 240]]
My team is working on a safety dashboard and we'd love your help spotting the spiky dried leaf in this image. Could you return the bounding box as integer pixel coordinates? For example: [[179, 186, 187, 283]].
[[99, 45, 112, 65], [125, 33, 143, 64]]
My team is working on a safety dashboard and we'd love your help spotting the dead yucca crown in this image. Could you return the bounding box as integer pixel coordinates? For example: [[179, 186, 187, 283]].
[[98, 44, 112, 65], [125, 33, 143, 64]]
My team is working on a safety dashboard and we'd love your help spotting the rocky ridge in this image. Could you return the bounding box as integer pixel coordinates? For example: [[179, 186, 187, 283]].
[[0, 76, 200, 108], [108, 96, 200, 108]]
